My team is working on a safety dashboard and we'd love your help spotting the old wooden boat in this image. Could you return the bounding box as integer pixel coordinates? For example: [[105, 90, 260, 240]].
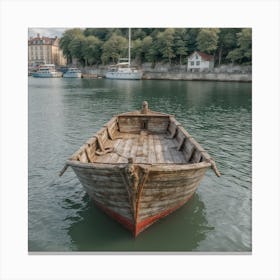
[[60, 101, 220, 237]]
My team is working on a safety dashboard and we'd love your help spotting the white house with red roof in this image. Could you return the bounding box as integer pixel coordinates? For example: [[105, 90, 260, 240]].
[[187, 51, 214, 72]]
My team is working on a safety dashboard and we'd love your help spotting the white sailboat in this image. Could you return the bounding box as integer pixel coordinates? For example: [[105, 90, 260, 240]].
[[105, 28, 142, 80]]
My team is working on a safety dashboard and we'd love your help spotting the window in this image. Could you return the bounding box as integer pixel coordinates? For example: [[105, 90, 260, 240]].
[[196, 61, 200, 66], [196, 55, 199, 59], [191, 61, 194, 66]]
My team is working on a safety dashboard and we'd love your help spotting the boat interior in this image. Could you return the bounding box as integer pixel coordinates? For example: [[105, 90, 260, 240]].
[[71, 110, 210, 166]]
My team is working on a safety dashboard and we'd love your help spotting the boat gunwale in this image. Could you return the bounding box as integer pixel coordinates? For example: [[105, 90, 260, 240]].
[[65, 159, 211, 171], [117, 111, 172, 117], [64, 108, 219, 176]]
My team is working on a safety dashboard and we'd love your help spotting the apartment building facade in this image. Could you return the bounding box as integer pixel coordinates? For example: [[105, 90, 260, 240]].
[[28, 34, 66, 66]]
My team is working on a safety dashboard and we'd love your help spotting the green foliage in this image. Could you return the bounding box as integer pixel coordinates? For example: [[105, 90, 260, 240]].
[[174, 29, 188, 64], [59, 28, 84, 64], [68, 34, 85, 65], [227, 28, 252, 64], [196, 28, 220, 54], [131, 38, 143, 63], [59, 28, 252, 66], [82, 36, 102, 66], [156, 28, 176, 64], [101, 33, 127, 64], [217, 28, 240, 64], [141, 36, 154, 62], [185, 29, 199, 54]]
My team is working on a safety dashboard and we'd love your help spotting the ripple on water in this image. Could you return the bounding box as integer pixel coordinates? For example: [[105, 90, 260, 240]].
[[28, 78, 251, 252]]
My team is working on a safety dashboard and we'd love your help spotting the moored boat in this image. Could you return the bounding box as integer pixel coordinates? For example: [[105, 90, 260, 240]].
[[105, 62, 142, 80], [105, 28, 142, 80], [32, 64, 62, 78], [60, 101, 220, 236], [63, 68, 82, 78]]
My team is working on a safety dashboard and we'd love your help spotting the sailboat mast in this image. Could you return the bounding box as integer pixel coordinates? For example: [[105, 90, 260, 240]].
[[128, 28, 131, 66]]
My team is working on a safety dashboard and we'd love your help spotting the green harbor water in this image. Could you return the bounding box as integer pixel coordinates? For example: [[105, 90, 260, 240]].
[[28, 77, 251, 252]]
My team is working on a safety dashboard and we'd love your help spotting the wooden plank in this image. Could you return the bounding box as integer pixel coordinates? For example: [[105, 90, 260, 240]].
[[74, 166, 121, 176], [147, 118, 169, 133], [167, 120, 177, 138], [136, 131, 145, 159], [148, 134, 157, 164], [93, 199, 132, 220], [140, 186, 198, 209], [148, 167, 206, 180], [141, 183, 199, 201], [183, 140, 195, 162], [144, 174, 204, 189], [122, 138, 134, 159], [190, 149, 202, 163], [135, 131, 149, 163], [118, 117, 142, 133], [159, 136, 174, 164], [93, 192, 129, 204], [85, 143, 97, 162], [92, 193, 131, 210], [142, 133, 149, 160], [168, 138, 186, 163], [129, 135, 139, 161], [76, 173, 124, 186], [138, 193, 195, 220], [153, 134, 165, 163], [116, 138, 132, 163]]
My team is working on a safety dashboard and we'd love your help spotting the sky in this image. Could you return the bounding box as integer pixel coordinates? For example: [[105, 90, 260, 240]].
[[28, 28, 69, 38]]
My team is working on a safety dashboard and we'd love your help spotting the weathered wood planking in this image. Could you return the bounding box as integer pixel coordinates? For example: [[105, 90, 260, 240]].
[[118, 116, 169, 134], [62, 101, 220, 237], [72, 166, 133, 220]]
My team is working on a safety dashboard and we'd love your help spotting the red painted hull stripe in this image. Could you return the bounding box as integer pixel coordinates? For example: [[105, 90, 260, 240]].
[[93, 194, 194, 236], [93, 199, 134, 232], [135, 194, 194, 236]]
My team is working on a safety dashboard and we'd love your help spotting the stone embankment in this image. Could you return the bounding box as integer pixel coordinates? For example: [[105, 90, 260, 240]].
[[81, 63, 252, 82], [141, 63, 251, 82], [142, 72, 251, 82]]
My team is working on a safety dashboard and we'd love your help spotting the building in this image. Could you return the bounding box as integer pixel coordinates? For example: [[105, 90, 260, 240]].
[[187, 51, 214, 72], [28, 34, 66, 67]]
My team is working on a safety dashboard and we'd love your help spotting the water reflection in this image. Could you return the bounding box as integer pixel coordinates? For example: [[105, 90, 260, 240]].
[[66, 193, 212, 252], [28, 77, 251, 252]]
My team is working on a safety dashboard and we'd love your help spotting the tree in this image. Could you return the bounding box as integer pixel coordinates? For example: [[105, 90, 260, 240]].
[[174, 29, 188, 64], [101, 33, 127, 64], [68, 33, 86, 65], [59, 29, 84, 64], [185, 28, 200, 54], [82, 35, 102, 66], [59, 28, 250, 66], [83, 28, 112, 41], [156, 28, 176, 64], [130, 38, 143, 63], [196, 28, 220, 54], [217, 28, 241, 65], [226, 28, 252, 64], [141, 36, 155, 63]]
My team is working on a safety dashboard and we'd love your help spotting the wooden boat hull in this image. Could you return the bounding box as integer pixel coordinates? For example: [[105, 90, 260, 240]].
[[68, 161, 209, 236], [61, 101, 220, 236]]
